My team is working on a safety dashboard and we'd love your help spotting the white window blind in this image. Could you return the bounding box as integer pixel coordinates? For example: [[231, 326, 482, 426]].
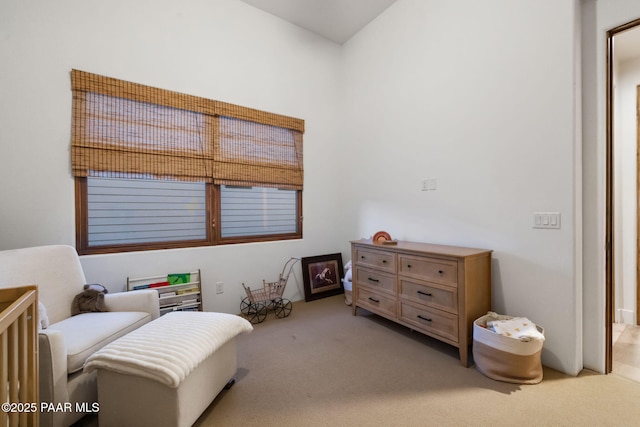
[[220, 186, 297, 238], [87, 177, 206, 246]]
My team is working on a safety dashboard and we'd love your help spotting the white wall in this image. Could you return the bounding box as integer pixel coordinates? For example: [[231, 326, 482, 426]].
[[341, 0, 582, 374], [614, 55, 639, 324], [0, 0, 346, 313]]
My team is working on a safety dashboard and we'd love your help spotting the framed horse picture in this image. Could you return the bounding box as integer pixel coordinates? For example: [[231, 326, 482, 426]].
[[301, 253, 344, 302]]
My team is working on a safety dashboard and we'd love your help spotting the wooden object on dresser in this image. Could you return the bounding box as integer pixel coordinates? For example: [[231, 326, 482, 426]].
[[351, 239, 492, 367]]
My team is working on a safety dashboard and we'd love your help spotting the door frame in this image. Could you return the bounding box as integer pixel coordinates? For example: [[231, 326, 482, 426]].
[[606, 17, 640, 373], [637, 86, 640, 328]]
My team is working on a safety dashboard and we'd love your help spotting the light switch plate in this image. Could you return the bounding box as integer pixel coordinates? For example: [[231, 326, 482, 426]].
[[533, 212, 561, 229], [421, 178, 437, 191]]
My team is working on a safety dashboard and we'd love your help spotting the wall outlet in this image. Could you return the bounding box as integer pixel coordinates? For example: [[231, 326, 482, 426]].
[[216, 281, 224, 294]]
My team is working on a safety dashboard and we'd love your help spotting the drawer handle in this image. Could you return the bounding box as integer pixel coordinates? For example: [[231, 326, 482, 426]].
[[417, 315, 432, 322], [368, 297, 380, 303], [407, 264, 412, 268], [417, 290, 432, 297], [382, 260, 387, 263], [438, 270, 444, 274], [368, 277, 380, 283]]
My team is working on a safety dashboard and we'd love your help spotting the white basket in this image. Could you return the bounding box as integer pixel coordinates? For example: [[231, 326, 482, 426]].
[[473, 313, 544, 384], [473, 314, 544, 356]]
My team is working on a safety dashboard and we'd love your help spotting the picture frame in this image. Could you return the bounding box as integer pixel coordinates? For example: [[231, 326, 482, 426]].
[[301, 253, 344, 302]]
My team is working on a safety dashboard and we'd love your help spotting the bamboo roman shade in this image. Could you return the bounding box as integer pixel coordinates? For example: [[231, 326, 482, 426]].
[[71, 69, 304, 187], [215, 116, 303, 190]]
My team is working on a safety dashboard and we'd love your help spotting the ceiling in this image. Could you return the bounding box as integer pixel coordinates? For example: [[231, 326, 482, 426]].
[[615, 26, 640, 62], [238, 1, 640, 60], [239, 0, 397, 44]]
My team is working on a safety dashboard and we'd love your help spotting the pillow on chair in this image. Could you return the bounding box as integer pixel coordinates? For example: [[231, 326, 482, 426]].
[[38, 301, 49, 329], [71, 284, 109, 316]]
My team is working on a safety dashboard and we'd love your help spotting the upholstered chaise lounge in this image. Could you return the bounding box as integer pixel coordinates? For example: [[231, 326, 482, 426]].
[[84, 311, 253, 427], [0, 245, 159, 427]]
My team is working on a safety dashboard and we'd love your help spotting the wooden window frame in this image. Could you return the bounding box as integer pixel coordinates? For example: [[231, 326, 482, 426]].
[[214, 185, 303, 247], [76, 179, 302, 255], [72, 70, 303, 254]]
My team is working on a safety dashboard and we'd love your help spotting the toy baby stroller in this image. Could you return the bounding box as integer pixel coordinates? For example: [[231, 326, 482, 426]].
[[240, 257, 300, 324]]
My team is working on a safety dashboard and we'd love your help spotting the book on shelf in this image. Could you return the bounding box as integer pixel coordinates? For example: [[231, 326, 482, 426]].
[[159, 302, 179, 309], [177, 287, 198, 295], [150, 281, 170, 288], [167, 273, 191, 285], [159, 291, 177, 298]]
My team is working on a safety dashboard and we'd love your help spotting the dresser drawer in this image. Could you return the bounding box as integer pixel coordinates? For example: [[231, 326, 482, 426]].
[[399, 278, 458, 315], [357, 288, 396, 318], [355, 247, 396, 273], [399, 302, 458, 343], [355, 266, 396, 294], [352, 239, 492, 368], [398, 255, 457, 287]]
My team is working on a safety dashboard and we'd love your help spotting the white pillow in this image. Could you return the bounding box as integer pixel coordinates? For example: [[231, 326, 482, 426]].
[[38, 301, 49, 330]]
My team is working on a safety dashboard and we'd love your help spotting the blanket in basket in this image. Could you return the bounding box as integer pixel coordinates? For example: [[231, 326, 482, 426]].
[[84, 311, 253, 387]]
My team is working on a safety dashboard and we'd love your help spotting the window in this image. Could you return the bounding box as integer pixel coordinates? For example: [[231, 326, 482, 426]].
[[71, 70, 303, 254], [220, 186, 298, 238], [86, 176, 207, 246]]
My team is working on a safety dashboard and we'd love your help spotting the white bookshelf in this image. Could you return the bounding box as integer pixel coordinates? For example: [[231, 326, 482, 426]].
[[127, 269, 202, 316]]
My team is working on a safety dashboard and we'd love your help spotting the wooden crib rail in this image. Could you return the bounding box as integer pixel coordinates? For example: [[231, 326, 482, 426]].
[[0, 285, 39, 427]]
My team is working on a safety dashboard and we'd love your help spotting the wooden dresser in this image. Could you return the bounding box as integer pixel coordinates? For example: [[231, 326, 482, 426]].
[[351, 239, 492, 367]]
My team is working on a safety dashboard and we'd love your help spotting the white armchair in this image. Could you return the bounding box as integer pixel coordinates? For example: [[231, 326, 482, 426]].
[[0, 245, 159, 427]]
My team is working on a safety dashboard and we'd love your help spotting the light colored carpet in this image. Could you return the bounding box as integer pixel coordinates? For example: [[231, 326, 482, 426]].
[[613, 323, 640, 383], [191, 295, 640, 427]]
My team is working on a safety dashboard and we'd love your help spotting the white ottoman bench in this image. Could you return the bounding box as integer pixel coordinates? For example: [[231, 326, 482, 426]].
[[84, 311, 253, 427]]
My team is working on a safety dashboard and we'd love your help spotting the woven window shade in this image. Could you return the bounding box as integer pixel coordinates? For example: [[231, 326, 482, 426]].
[[72, 70, 215, 181], [213, 101, 304, 133], [214, 116, 303, 190], [71, 69, 304, 187]]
